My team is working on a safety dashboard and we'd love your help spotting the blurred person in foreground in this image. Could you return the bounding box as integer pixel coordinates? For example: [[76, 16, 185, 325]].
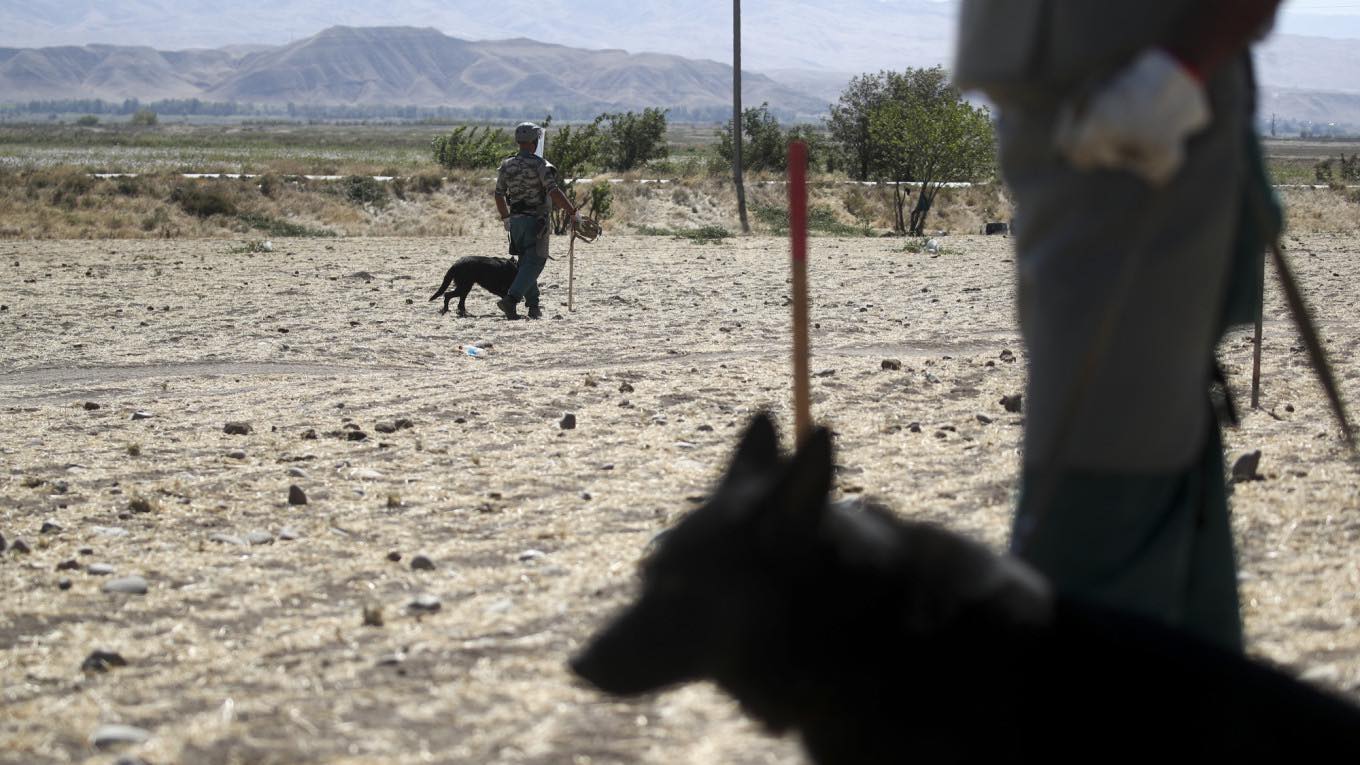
[[493, 122, 580, 320], [954, 0, 1285, 652]]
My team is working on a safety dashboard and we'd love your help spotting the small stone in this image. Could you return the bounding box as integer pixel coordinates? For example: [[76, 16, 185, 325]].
[[224, 421, 252, 435], [375, 422, 398, 434], [103, 576, 148, 595], [57, 559, 80, 571], [288, 467, 309, 478], [349, 467, 383, 480], [128, 498, 154, 514], [619, 382, 635, 393], [301, 429, 318, 440], [209, 533, 247, 546], [999, 349, 1016, 363], [245, 531, 274, 545], [387, 551, 402, 562], [560, 413, 577, 430], [288, 485, 308, 505], [87, 563, 115, 576], [79, 547, 94, 556], [394, 418, 415, 430], [58, 578, 72, 590], [1285, 404, 1296, 413], [226, 450, 247, 460], [278, 527, 301, 541], [11, 538, 31, 554], [976, 413, 993, 425], [363, 604, 384, 627], [1231, 450, 1263, 483], [82, 650, 127, 673], [1001, 394, 1024, 413], [881, 359, 902, 371], [130, 411, 153, 420], [84, 401, 101, 411], [411, 554, 436, 571], [518, 549, 546, 562], [924, 372, 941, 384], [408, 594, 442, 613], [345, 430, 368, 442], [581, 492, 592, 500], [908, 422, 922, 433], [386, 494, 401, 508], [91, 724, 150, 749], [40, 521, 62, 534]]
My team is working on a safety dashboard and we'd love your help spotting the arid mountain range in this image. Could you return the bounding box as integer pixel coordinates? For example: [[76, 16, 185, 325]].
[[1, 20, 1358, 124]]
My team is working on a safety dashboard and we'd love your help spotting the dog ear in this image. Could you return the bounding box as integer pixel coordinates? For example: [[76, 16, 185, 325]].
[[724, 413, 781, 482], [780, 426, 835, 519]]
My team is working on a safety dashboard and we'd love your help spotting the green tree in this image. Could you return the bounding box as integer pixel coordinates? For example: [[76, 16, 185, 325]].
[[130, 108, 158, 126], [597, 108, 669, 171], [431, 125, 508, 170], [828, 72, 893, 181], [866, 70, 995, 235], [717, 102, 787, 172], [545, 119, 606, 233]]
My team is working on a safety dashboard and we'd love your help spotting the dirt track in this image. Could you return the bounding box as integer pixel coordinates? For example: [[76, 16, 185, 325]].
[[2, 233, 1359, 764]]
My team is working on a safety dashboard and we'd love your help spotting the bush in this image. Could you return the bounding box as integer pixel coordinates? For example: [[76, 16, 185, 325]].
[[130, 109, 158, 127], [75, 115, 99, 126], [171, 184, 237, 218], [342, 175, 388, 207], [431, 126, 508, 170], [411, 173, 444, 194], [586, 183, 613, 221], [236, 212, 335, 238]]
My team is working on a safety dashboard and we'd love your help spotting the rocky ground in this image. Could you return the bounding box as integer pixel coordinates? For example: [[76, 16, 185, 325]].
[[1, 232, 1358, 764]]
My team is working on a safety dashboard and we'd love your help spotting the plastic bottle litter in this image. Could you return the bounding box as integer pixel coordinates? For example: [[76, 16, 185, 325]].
[[458, 342, 493, 358]]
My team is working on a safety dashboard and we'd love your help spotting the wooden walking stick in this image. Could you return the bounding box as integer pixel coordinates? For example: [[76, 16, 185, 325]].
[[789, 140, 812, 445], [568, 227, 576, 312]]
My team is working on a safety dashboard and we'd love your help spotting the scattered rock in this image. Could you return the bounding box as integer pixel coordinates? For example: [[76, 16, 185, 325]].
[[387, 551, 402, 562], [881, 359, 902, 371], [999, 349, 1016, 363], [363, 604, 384, 627], [581, 492, 592, 500], [128, 498, 154, 514], [394, 418, 415, 430], [1001, 394, 1024, 413], [87, 563, 115, 576], [245, 531, 274, 545], [349, 467, 383, 480], [408, 594, 442, 613], [223, 421, 252, 435], [288, 485, 308, 505], [11, 538, 30, 554], [410, 554, 436, 571], [386, 494, 401, 508], [56, 559, 80, 571], [1231, 450, 1263, 483], [83, 401, 101, 411], [619, 382, 635, 393], [976, 413, 994, 425], [58, 578, 72, 590], [130, 411, 153, 420], [560, 413, 577, 430], [40, 521, 62, 534], [91, 724, 150, 749], [92, 526, 128, 538], [375, 422, 397, 434], [278, 527, 301, 541], [209, 533, 247, 546], [82, 650, 127, 673], [226, 450, 247, 460], [288, 467, 309, 479], [301, 429, 318, 440], [518, 549, 546, 562], [345, 430, 368, 442], [103, 576, 148, 595], [908, 422, 922, 433], [924, 372, 941, 384]]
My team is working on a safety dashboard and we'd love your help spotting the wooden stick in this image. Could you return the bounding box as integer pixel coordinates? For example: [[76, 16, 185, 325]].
[[1251, 272, 1263, 409], [789, 141, 811, 446], [568, 231, 576, 312]]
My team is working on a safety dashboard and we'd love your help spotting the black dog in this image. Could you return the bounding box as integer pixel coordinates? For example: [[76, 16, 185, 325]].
[[428, 255, 517, 316], [573, 414, 1360, 764]]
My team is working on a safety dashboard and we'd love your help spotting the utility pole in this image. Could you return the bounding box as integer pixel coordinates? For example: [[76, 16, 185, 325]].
[[733, 0, 750, 234]]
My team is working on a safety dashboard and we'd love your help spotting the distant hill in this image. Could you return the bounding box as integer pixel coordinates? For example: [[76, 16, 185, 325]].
[[0, 25, 827, 119]]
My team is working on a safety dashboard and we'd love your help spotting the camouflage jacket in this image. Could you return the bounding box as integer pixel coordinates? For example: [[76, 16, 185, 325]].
[[495, 150, 559, 218]]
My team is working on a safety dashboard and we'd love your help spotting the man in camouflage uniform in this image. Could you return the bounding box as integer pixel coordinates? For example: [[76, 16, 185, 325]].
[[493, 122, 580, 320], [954, 0, 1283, 652]]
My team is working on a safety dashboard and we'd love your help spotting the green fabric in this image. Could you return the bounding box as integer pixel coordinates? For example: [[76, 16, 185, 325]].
[[1012, 417, 1243, 653], [1219, 131, 1280, 334]]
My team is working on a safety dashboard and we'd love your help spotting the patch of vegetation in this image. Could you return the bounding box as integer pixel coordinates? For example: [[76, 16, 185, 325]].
[[431, 126, 508, 170], [171, 185, 238, 218], [634, 224, 730, 242], [411, 173, 444, 194], [752, 203, 866, 236], [75, 115, 99, 126], [130, 108, 158, 127], [342, 175, 388, 207], [237, 212, 336, 238]]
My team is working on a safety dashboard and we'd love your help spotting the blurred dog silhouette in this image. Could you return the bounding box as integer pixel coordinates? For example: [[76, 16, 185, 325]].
[[573, 413, 1360, 764], [429, 255, 516, 317]]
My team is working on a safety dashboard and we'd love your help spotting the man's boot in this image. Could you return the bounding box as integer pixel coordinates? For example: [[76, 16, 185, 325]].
[[526, 301, 542, 320], [496, 296, 521, 320]]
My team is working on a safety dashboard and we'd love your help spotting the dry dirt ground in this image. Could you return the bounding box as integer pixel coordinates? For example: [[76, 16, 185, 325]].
[[2, 232, 1359, 764]]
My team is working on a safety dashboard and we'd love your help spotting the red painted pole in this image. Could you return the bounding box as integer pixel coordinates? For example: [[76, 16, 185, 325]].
[[789, 140, 811, 445]]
